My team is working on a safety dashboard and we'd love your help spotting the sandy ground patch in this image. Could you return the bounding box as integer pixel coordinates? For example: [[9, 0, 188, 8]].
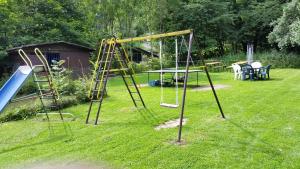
[[138, 83, 149, 87], [192, 84, 230, 91], [155, 118, 187, 130]]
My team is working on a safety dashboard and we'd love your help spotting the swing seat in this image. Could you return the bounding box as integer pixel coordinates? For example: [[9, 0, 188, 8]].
[[160, 103, 179, 108]]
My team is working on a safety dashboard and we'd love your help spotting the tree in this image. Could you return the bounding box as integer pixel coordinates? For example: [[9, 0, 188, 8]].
[[268, 0, 300, 50]]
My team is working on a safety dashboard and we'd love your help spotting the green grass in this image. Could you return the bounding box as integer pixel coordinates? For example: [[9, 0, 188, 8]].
[[0, 69, 300, 169]]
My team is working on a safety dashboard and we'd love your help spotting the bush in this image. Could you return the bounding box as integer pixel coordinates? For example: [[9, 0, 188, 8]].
[[74, 77, 90, 102], [18, 79, 37, 95], [0, 74, 37, 96], [220, 50, 300, 68], [200, 46, 224, 59], [257, 51, 300, 68], [0, 105, 42, 123], [147, 57, 161, 70], [0, 74, 9, 88], [0, 96, 83, 123]]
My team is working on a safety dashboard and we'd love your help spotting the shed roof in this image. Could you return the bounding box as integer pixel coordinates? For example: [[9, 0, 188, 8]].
[[7, 41, 94, 53], [131, 47, 159, 57]]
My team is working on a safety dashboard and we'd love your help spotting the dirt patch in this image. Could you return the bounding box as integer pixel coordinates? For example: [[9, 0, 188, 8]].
[[138, 83, 149, 87], [192, 84, 230, 91], [155, 118, 187, 130]]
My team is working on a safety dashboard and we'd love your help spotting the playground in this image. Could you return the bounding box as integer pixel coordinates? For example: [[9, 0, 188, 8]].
[[0, 62, 300, 168], [0, 28, 299, 169]]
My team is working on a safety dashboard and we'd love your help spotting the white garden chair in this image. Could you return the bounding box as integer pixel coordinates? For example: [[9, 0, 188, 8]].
[[232, 63, 242, 80]]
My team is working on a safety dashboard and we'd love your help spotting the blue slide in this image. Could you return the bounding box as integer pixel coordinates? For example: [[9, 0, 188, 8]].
[[0, 66, 33, 113]]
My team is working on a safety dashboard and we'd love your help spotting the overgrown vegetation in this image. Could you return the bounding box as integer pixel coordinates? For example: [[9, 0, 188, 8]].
[[0, 95, 85, 123], [1, 0, 300, 65], [220, 50, 300, 68]]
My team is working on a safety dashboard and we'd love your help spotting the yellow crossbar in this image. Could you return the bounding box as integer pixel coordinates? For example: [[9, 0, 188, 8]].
[[107, 29, 193, 44]]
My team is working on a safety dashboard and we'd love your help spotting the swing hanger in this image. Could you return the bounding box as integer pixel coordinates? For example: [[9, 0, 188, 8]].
[[159, 37, 179, 108]]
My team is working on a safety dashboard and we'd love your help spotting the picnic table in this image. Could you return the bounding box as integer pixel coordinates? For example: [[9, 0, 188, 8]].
[[205, 61, 224, 72], [234, 61, 248, 65]]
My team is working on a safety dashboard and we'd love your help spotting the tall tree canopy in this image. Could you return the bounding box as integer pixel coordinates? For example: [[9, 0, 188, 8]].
[[0, 0, 296, 60], [268, 0, 300, 50]]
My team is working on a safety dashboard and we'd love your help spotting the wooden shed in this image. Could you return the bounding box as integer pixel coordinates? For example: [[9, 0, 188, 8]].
[[5, 41, 94, 77], [130, 47, 159, 63]]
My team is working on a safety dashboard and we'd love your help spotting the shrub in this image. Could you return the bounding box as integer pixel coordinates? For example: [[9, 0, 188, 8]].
[[0, 74, 9, 88], [147, 57, 161, 70], [219, 50, 300, 68], [0, 96, 83, 123], [0, 105, 41, 123], [74, 77, 90, 103], [200, 46, 223, 59], [18, 79, 37, 95], [257, 51, 300, 68]]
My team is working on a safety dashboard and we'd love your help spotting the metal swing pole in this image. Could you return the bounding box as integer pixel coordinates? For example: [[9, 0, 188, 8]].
[[195, 38, 225, 119], [177, 31, 193, 143]]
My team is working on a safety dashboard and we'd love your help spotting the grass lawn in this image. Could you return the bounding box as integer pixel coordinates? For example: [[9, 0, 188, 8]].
[[0, 69, 299, 169]]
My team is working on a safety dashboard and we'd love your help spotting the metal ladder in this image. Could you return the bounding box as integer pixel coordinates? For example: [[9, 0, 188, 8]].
[[18, 49, 64, 121], [86, 39, 146, 125]]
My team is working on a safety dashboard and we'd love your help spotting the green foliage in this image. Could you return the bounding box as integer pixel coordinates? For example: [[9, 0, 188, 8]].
[[129, 56, 177, 74], [147, 57, 161, 70], [268, 0, 300, 49], [18, 79, 37, 95], [129, 62, 149, 74], [0, 50, 7, 61], [0, 95, 84, 123], [0, 75, 37, 96], [74, 77, 90, 103], [220, 50, 300, 68], [164, 0, 285, 53], [0, 106, 40, 123], [0, 74, 9, 87], [200, 46, 225, 59]]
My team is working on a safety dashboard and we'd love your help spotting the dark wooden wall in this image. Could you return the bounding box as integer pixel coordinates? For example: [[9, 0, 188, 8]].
[[6, 44, 92, 77]]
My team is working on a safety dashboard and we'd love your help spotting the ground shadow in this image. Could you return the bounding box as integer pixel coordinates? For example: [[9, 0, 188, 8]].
[[227, 119, 283, 155], [0, 133, 71, 155], [0, 119, 74, 155], [137, 108, 160, 125]]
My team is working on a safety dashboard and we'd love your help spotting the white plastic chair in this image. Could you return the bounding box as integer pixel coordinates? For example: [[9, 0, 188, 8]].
[[251, 61, 262, 69], [232, 63, 242, 80]]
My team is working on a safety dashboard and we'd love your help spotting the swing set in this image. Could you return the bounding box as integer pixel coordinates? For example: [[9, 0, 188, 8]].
[[87, 29, 225, 142]]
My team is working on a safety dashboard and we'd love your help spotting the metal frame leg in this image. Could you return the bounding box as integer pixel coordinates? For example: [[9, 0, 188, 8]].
[[178, 32, 193, 143]]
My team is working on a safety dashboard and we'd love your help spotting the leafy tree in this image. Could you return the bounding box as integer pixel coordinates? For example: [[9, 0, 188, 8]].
[[268, 0, 300, 50]]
